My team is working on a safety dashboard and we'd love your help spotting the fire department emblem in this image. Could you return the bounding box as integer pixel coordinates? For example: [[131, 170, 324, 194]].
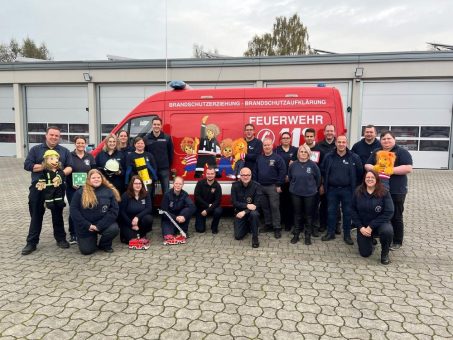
[[246, 197, 252, 203], [101, 205, 108, 213], [375, 206, 382, 213]]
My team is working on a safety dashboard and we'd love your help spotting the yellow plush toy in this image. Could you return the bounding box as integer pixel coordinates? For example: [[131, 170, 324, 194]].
[[373, 150, 396, 176], [36, 149, 66, 209]]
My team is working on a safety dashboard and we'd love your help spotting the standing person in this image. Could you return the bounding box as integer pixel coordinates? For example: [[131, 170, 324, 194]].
[[243, 124, 263, 175], [125, 137, 158, 197], [160, 176, 196, 244], [274, 132, 298, 232], [22, 126, 73, 255], [365, 130, 413, 250], [66, 136, 96, 244], [144, 117, 174, 194], [288, 144, 321, 245], [317, 124, 339, 234], [194, 167, 223, 234], [303, 128, 323, 236], [231, 167, 262, 248], [351, 125, 381, 166], [119, 176, 153, 243], [70, 169, 120, 255], [95, 134, 125, 193], [117, 130, 135, 154], [321, 135, 363, 245], [254, 138, 286, 238], [352, 170, 394, 265]]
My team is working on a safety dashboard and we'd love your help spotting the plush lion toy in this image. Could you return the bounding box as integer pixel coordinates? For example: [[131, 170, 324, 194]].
[[232, 138, 247, 169], [36, 149, 66, 209], [373, 150, 396, 176]]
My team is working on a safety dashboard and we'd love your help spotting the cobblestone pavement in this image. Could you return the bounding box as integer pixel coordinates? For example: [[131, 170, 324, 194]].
[[0, 157, 452, 339]]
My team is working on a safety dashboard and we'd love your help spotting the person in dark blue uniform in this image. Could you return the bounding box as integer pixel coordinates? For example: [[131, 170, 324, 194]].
[[22, 126, 73, 255], [351, 125, 381, 166], [231, 167, 262, 248], [365, 130, 412, 250], [321, 135, 363, 245], [70, 169, 121, 255], [119, 176, 153, 243], [352, 170, 394, 265], [144, 117, 174, 194], [95, 134, 125, 193], [66, 136, 96, 244], [274, 132, 298, 232], [243, 124, 263, 176], [288, 144, 321, 245]]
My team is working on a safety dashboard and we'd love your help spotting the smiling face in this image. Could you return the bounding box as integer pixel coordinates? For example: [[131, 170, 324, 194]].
[[152, 120, 162, 134], [364, 127, 377, 143], [206, 168, 216, 182], [304, 131, 315, 146], [364, 171, 377, 189], [244, 125, 255, 140], [280, 133, 291, 147], [118, 131, 128, 144], [263, 139, 273, 155], [46, 128, 61, 148], [324, 125, 335, 142], [106, 137, 117, 151], [75, 138, 86, 152], [336, 135, 348, 153], [89, 172, 102, 188], [134, 139, 145, 152], [239, 167, 252, 185]]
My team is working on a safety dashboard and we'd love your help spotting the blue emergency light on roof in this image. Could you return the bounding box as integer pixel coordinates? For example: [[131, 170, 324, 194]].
[[169, 80, 187, 90], [317, 83, 326, 87]]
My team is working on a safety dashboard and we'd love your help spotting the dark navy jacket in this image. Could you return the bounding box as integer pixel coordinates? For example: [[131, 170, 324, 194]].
[[253, 153, 287, 186], [231, 180, 262, 214], [366, 144, 413, 195], [144, 132, 174, 170], [24, 143, 73, 184], [351, 190, 394, 229], [274, 145, 298, 172], [288, 160, 321, 197], [351, 138, 381, 166], [321, 149, 363, 194], [70, 186, 119, 238], [194, 179, 222, 213], [244, 138, 263, 171], [119, 192, 152, 227], [124, 151, 158, 184], [66, 151, 96, 188], [161, 189, 196, 220], [317, 138, 336, 165]]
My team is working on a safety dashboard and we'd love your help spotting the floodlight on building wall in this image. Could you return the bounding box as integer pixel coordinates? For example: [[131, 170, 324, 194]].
[[83, 73, 92, 81], [355, 67, 364, 78]]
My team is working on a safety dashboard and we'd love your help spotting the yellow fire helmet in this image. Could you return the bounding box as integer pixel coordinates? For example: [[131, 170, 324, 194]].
[[43, 149, 60, 158]]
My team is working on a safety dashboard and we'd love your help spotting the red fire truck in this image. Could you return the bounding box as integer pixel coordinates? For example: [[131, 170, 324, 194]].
[[93, 82, 346, 206]]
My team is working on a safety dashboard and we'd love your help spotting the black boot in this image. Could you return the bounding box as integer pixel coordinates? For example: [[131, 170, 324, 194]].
[[304, 230, 312, 245], [381, 251, 390, 265], [312, 225, 320, 237], [290, 233, 300, 244]]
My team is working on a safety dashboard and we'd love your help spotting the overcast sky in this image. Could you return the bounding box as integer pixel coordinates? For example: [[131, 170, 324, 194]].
[[1, 0, 452, 61]]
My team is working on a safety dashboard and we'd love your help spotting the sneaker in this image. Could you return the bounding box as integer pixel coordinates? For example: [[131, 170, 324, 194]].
[[390, 243, 401, 251], [274, 229, 282, 239], [174, 235, 187, 244], [57, 240, 70, 249], [321, 233, 335, 241], [69, 235, 77, 245], [163, 235, 178, 245], [21, 244, 37, 255]]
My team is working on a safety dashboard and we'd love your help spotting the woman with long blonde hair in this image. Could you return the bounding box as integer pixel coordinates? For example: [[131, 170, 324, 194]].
[[70, 169, 121, 255], [95, 133, 125, 193]]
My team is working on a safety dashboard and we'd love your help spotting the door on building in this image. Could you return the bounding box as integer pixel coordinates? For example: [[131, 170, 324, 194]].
[[0, 86, 16, 156], [361, 80, 453, 169]]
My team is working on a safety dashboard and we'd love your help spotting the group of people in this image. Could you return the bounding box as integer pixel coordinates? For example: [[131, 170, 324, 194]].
[[22, 118, 412, 265]]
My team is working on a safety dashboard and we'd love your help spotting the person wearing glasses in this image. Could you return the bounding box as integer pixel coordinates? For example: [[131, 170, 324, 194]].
[[231, 167, 263, 248], [275, 132, 298, 233], [243, 124, 263, 176]]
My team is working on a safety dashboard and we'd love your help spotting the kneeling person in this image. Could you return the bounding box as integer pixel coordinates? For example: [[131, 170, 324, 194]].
[[119, 176, 153, 243], [70, 169, 121, 255], [194, 167, 223, 234], [161, 176, 196, 244], [231, 167, 262, 248]]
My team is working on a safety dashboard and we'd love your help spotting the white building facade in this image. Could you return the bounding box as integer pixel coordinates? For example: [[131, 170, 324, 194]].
[[1, 51, 452, 169]]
